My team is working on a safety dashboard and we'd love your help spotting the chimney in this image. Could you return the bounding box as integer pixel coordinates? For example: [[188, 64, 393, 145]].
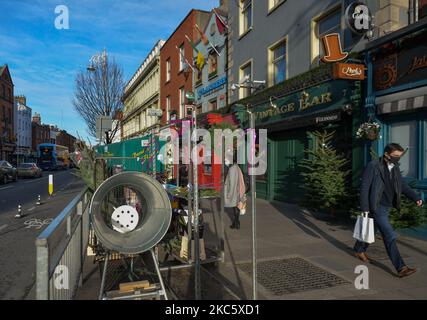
[[32, 112, 41, 125]]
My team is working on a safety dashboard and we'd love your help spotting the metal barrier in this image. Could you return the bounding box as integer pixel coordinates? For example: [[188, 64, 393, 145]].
[[35, 188, 91, 300]]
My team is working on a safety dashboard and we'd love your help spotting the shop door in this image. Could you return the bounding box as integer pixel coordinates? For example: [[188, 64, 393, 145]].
[[271, 130, 307, 203]]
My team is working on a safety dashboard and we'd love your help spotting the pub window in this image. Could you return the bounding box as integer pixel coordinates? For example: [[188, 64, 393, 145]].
[[239, 60, 252, 99], [389, 121, 417, 178], [240, 0, 253, 36], [269, 40, 286, 86], [179, 45, 185, 72], [2, 85, 5, 99], [315, 8, 342, 64], [208, 51, 218, 78]]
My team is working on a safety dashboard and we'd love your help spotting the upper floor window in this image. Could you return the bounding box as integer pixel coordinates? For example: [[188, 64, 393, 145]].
[[315, 8, 341, 64], [2, 85, 5, 99], [239, 60, 252, 99], [208, 51, 218, 77], [179, 87, 185, 118], [269, 0, 284, 11], [166, 58, 171, 82], [179, 45, 185, 72], [270, 40, 286, 86], [240, 0, 253, 36], [166, 96, 171, 122]]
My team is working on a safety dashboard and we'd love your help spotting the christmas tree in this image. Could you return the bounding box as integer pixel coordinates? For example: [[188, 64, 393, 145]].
[[299, 130, 350, 214]]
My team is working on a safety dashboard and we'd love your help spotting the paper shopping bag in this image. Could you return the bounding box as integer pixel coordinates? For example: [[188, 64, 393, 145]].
[[353, 213, 375, 244]]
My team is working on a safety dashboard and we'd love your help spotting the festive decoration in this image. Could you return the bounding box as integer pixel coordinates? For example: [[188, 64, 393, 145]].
[[356, 122, 381, 140], [299, 130, 350, 214]]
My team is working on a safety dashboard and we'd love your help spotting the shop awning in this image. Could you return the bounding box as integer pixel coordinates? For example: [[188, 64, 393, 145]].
[[376, 86, 427, 114]]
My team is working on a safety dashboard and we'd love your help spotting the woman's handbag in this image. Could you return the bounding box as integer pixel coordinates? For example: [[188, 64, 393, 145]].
[[353, 212, 375, 244], [238, 195, 247, 215]]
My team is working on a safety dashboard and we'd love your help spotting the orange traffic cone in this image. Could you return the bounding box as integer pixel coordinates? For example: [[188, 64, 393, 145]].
[[321, 33, 348, 63]]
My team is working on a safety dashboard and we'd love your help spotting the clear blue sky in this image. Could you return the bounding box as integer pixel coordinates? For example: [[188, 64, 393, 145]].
[[0, 0, 218, 142]]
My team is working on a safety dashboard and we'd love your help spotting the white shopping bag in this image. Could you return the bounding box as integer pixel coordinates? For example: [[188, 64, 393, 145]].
[[353, 212, 375, 244]]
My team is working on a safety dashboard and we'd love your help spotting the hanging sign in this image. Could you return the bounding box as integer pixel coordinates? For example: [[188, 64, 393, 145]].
[[333, 62, 366, 80]]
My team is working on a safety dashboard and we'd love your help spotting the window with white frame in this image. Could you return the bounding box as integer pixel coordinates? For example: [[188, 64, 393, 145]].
[[271, 41, 286, 85], [179, 45, 185, 72], [317, 8, 341, 64], [166, 59, 171, 82], [166, 96, 171, 122], [179, 87, 185, 118], [208, 51, 218, 77], [240, 0, 252, 35], [269, 0, 284, 10], [389, 121, 417, 178], [240, 61, 252, 99]]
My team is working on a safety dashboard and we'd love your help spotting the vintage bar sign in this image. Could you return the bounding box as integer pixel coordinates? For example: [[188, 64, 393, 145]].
[[333, 62, 366, 80]]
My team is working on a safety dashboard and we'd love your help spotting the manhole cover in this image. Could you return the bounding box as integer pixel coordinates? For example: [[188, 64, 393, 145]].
[[238, 257, 350, 295]]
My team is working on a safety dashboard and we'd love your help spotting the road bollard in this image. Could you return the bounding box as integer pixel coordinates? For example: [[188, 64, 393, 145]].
[[37, 195, 41, 205], [15, 205, 22, 218]]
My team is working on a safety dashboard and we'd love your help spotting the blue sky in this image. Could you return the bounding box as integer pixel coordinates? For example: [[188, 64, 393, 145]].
[[0, 0, 218, 141]]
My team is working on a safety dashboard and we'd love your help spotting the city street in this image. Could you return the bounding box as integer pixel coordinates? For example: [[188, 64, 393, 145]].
[[0, 170, 84, 300]]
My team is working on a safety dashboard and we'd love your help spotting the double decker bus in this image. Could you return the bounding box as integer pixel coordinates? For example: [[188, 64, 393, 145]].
[[37, 143, 70, 170]]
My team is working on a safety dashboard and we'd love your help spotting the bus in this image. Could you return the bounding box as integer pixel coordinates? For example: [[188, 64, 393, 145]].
[[37, 143, 70, 170]]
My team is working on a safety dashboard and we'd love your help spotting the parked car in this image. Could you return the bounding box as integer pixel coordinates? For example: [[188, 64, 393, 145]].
[[0, 160, 18, 184], [17, 163, 43, 178]]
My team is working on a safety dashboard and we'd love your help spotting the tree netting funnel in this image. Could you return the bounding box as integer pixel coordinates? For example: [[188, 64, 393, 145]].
[[90, 171, 172, 254]]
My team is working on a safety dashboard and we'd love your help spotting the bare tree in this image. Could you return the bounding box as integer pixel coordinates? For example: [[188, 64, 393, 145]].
[[72, 52, 125, 144]]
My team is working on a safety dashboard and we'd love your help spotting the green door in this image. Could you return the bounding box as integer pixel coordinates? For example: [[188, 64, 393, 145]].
[[271, 130, 307, 203]]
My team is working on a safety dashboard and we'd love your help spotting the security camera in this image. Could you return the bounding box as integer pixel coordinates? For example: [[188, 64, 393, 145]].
[[231, 83, 240, 91]]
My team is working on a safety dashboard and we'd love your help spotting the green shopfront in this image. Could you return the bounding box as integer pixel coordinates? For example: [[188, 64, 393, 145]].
[[233, 65, 364, 203]]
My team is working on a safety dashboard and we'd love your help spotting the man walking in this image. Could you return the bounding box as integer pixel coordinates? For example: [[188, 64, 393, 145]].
[[354, 143, 423, 278]]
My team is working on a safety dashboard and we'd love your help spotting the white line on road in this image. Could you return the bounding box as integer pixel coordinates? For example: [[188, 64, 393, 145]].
[[0, 224, 8, 232], [27, 207, 35, 212], [0, 186, 13, 190]]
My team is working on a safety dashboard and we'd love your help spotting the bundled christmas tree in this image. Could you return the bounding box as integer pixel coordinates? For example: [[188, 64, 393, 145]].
[[70, 139, 108, 192], [299, 130, 350, 214]]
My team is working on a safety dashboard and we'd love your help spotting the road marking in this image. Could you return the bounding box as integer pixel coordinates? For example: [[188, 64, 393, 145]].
[[0, 186, 13, 190], [24, 218, 53, 229], [28, 207, 36, 212], [0, 224, 8, 232]]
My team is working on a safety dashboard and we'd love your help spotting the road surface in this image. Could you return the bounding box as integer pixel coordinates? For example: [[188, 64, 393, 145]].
[[0, 169, 85, 300]]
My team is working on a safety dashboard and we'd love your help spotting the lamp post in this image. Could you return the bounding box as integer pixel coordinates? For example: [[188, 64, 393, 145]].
[[87, 49, 109, 144], [231, 79, 264, 301]]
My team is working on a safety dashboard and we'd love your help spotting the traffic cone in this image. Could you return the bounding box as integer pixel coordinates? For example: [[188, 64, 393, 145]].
[[15, 205, 22, 218]]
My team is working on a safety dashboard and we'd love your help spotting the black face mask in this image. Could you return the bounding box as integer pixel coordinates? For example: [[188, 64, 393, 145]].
[[387, 155, 400, 165]]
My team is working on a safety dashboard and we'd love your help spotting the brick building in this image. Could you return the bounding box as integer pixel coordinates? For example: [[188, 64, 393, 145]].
[[159, 9, 211, 124], [31, 112, 51, 153], [0, 64, 16, 161], [56, 130, 76, 152]]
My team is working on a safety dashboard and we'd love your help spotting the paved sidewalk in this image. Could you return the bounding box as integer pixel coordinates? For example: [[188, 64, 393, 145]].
[[76, 198, 427, 300], [208, 199, 427, 300]]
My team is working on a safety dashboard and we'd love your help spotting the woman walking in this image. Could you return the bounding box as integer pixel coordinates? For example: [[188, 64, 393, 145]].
[[224, 160, 246, 229]]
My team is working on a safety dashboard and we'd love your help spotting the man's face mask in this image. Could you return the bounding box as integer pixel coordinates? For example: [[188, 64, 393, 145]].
[[386, 154, 401, 165]]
